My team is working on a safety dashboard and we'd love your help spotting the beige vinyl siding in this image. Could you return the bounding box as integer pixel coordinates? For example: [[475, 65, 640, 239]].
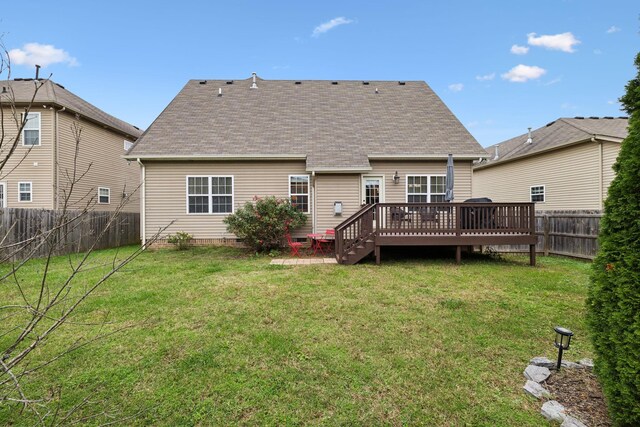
[[473, 142, 601, 210], [56, 112, 139, 212], [0, 108, 54, 208], [369, 160, 473, 203], [144, 161, 313, 240], [601, 141, 620, 200], [315, 174, 360, 231]]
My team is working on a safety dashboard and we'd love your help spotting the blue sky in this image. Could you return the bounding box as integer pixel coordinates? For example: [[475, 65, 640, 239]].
[[1, 1, 637, 146]]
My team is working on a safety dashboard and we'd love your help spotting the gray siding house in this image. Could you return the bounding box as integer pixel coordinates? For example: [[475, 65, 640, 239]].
[[126, 74, 488, 245]]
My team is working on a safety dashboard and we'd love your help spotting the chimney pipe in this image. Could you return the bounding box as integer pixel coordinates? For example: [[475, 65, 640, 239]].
[[250, 72, 258, 89], [494, 145, 499, 160], [526, 127, 533, 144], [35, 64, 41, 80]]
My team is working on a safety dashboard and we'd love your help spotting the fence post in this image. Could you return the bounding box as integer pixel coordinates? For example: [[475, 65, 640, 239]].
[[543, 214, 550, 257]]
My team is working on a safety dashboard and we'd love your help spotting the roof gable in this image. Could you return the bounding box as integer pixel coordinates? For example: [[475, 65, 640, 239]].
[[128, 76, 487, 170]]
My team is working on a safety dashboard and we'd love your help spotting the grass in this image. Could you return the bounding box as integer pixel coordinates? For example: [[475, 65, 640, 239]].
[[0, 246, 593, 425]]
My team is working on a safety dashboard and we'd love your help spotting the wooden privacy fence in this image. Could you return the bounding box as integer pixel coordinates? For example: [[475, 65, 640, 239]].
[[491, 210, 602, 260], [0, 208, 140, 260]]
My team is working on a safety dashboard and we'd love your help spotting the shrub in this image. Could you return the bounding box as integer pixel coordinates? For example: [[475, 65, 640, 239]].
[[587, 52, 640, 426], [223, 196, 307, 252], [167, 231, 193, 250]]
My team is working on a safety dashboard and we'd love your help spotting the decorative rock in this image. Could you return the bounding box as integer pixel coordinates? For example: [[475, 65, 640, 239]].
[[561, 361, 583, 369], [524, 365, 551, 383], [561, 415, 588, 427], [541, 400, 567, 422], [530, 356, 556, 369], [577, 358, 594, 369], [523, 380, 552, 399]]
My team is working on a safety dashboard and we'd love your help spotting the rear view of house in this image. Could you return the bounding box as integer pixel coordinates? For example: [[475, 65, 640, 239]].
[[0, 79, 142, 212], [126, 73, 490, 249], [473, 117, 628, 211]]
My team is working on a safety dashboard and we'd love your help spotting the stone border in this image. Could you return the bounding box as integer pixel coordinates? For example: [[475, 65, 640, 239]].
[[523, 356, 594, 427], [270, 258, 338, 265]]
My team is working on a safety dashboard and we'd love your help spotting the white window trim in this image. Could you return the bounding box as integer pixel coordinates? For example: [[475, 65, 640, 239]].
[[0, 182, 6, 208], [405, 174, 446, 203], [18, 181, 32, 203], [21, 112, 41, 147], [289, 174, 311, 214], [530, 185, 545, 203], [98, 187, 111, 204], [185, 175, 234, 215]]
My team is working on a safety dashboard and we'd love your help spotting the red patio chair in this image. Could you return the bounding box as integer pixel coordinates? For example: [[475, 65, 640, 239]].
[[316, 229, 335, 255], [286, 233, 306, 257]]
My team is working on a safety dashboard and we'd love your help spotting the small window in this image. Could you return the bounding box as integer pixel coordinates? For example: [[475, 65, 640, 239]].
[[289, 175, 310, 213], [530, 185, 545, 202], [124, 140, 134, 151], [18, 182, 32, 202], [187, 176, 233, 214], [22, 112, 41, 146], [407, 175, 446, 203], [98, 187, 110, 204]]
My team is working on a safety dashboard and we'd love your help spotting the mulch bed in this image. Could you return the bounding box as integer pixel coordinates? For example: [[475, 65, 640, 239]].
[[543, 368, 612, 426]]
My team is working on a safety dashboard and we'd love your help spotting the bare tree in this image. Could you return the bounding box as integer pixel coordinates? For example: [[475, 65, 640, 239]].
[[0, 37, 167, 425]]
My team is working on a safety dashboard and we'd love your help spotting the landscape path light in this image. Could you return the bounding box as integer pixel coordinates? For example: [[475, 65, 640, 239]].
[[554, 326, 574, 371]]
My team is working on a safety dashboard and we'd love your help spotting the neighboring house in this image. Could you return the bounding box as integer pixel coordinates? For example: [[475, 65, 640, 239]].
[[0, 79, 142, 212], [473, 117, 628, 211], [125, 74, 488, 245]]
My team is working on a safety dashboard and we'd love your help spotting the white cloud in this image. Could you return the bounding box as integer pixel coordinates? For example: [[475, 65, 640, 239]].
[[8, 43, 78, 67], [448, 83, 464, 92], [606, 26, 620, 34], [527, 32, 580, 53], [312, 17, 354, 37], [475, 73, 495, 81], [510, 44, 529, 55], [501, 64, 547, 83]]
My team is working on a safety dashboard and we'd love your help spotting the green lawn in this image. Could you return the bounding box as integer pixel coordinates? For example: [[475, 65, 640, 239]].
[[1, 246, 593, 426]]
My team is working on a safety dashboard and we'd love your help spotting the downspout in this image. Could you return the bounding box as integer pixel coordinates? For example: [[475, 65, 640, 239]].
[[311, 171, 316, 233], [53, 108, 59, 209], [137, 158, 146, 246], [594, 137, 603, 210]]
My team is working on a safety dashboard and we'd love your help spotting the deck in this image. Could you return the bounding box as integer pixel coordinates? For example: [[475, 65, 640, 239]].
[[334, 202, 538, 265]]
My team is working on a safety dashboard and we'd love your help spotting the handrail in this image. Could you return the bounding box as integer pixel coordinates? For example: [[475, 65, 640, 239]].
[[335, 204, 376, 262]]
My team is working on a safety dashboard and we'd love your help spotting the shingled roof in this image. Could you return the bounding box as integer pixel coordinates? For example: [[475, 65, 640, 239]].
[[1, 79, 142, 139], [126, 75, 487, 171], [475, 117, 629, 170]]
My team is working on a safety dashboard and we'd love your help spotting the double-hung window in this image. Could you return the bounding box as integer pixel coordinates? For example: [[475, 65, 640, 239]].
[[530, 185, 545, 202], [22, 112, 41, 146], [406, 175, 446, 203], [187, 176, 233, 214], [289, 175, 310, 213], [98, 187, 110, 204], [18, 182, 32, 202]]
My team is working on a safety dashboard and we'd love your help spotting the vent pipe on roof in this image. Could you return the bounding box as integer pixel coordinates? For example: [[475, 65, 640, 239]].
[[35, 64, 40, 80], [494, 145, 499, 160], [218, 88, 222, 97], [526, 127, 533, 144], [250, 72, 258, 89], [375, 87, 379, 94]]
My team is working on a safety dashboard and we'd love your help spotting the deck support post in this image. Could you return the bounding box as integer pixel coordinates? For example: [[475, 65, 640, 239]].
[[456, 246, 462, 264], [375, 246, 381, 265], [529, 244, 536, 266]]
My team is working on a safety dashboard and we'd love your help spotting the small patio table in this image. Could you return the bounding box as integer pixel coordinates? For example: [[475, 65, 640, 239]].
[[307, 233, 334, 256]]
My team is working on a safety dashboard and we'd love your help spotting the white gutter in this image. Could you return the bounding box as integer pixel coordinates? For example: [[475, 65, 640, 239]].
[[311, 171, 317, 234], [594, 137, 604, 210], [137, 158, 146, 246]]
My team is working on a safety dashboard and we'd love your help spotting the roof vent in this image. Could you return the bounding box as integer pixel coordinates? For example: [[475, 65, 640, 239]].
[[55, 83, 65, 89], [398, 81, 406, 85], [294, 81, 301, 85], [362, 81, 370, 85], [331, 81, 338, 85], [226, 81, 234, 85], [604, 116, 613, 119], [218, 88, 222, 97], [574, 116, 584, 119], [546, 121, 555, 127], [526, 127, 533, 144], [493, 145, 499, 160], [1, 87, 6, 94], [375, 87, 379, 94], [199, 81, 207, 85], [250, 72, 258, 89], [618, 116, 628, 119], [589, 116, 599, 119]]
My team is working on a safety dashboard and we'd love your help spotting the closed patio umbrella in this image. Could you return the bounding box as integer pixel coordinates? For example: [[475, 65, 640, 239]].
[[445, 153, 454, 202]]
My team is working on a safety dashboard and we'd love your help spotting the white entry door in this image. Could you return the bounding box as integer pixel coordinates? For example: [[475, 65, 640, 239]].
[[362, 176, 384, 206], [0, 182, 5, 208]]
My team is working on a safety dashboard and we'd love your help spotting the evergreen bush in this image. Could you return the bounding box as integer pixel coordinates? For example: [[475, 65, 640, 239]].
[[587, 52, 640, 426], [223, 196, 307, 252]]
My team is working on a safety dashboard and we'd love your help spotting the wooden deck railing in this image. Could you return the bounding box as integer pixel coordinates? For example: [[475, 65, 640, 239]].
[[334, 203, 376, 262]]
